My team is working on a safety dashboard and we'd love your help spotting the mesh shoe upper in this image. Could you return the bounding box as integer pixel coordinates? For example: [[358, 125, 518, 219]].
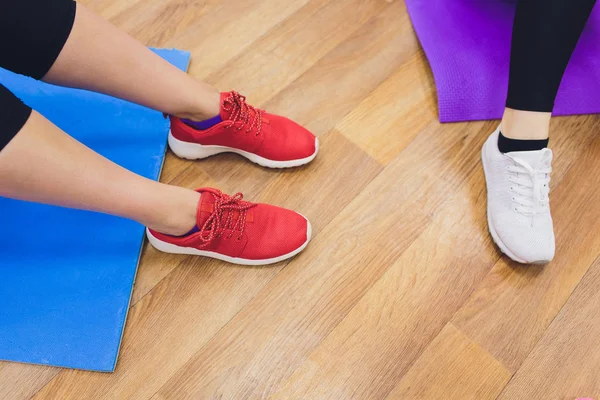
[[148, 188, 309, 261], [482, 127, 555, 263], [170, 91, 317, 162]]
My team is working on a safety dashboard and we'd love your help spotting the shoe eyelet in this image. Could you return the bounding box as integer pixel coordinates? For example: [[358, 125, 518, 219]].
[[236, 236, 243, 242]]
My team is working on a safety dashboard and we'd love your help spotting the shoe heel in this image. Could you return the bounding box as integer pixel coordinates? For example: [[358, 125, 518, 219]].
[[146, 228, 190, 255], [168, 131, 225, 160]]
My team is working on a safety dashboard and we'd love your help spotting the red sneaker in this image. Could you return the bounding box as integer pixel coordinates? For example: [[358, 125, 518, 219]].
[[168, 91, 319, 168], [146, 188, 312, 265]]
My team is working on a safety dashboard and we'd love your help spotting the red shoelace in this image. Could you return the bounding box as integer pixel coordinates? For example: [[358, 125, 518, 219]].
[[197, 190, 257, 247], [222, 91, 264, 136]]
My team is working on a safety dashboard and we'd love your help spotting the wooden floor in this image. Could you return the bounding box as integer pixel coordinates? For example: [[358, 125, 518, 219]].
[[2, 0, 600, 399]]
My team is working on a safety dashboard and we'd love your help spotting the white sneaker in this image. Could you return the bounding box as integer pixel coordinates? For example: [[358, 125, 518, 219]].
[[481, 127, 555, 264]]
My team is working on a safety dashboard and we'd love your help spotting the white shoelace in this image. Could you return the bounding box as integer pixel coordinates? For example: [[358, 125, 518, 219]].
[[506, 149, 552, 215]]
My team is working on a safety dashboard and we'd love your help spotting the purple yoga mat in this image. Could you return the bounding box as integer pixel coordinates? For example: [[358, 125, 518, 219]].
[[405, 0, 600, 122]]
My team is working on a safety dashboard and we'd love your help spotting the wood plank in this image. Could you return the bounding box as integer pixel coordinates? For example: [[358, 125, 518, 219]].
[[152, 121, 500, 399], [261, 0, 419, 137], [386, 324, 511, 400], [78, 0, 144, 21], [157, 153, 193, 186], [247, 130, 383, 233], [337, 50, 437, 165], [269, 139, 498, 400], [164, 0, 315, 79], [452, 116, 600, 372], [205, 0, 389, 106], [498, 257, 600, 399], [109, 0, 222, 45], [0, 363, 58, 400]]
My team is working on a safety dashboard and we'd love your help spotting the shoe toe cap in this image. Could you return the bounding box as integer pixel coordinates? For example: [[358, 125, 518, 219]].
[[242, 205, 310, 260], [262, 115, 317, 161], [493, 214, 555, 263]]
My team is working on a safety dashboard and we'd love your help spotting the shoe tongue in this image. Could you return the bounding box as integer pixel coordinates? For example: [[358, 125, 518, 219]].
[[219, 91, 257, 122], [196, 191, 217, 227], [196, 190, 245, 230], [507, 149, 547, 168]]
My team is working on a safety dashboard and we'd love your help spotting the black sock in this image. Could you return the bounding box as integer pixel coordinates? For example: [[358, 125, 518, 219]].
[[498, 131, 549, 153]]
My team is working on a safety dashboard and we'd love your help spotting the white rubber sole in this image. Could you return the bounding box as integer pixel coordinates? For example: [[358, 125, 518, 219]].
[[481, 145, 549, 265], [146, 219, 312, 266], [168, 131, 319, 168]]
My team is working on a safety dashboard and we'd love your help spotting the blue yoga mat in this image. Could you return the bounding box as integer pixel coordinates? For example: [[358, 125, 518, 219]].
[[0, 48, 190, 372]]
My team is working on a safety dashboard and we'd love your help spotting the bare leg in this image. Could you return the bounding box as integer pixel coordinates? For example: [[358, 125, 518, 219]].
[[1, 2, 211, 234], [501, 109, 551, 140], [0, 111, 199, 236], [43, 3, 219, 122]]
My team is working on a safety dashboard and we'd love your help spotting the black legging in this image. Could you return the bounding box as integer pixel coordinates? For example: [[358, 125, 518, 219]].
[[506, 0, 597, 112], [0, 0, 76, 151]]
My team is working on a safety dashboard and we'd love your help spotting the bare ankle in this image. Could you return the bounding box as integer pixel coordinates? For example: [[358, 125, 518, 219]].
[[175, 87, 220, 122], [146, 187, 199, 236], [501, 108, 551, 140]]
